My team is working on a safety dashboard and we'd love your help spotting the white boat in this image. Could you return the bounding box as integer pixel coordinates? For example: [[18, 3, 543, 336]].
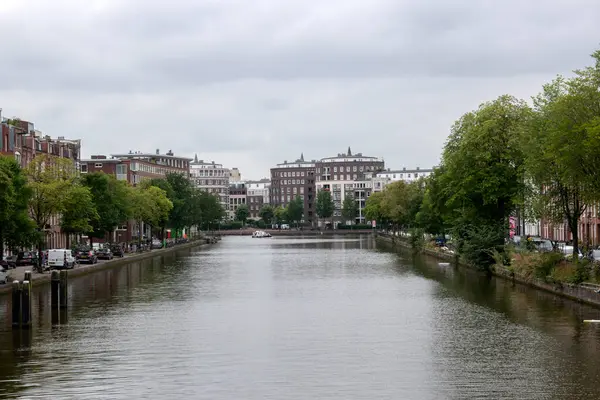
[[252, 230, 272, 238]]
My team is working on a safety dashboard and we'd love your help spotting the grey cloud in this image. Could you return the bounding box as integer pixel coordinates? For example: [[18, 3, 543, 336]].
[[1, 0, 599, 93], [1, 0, 599, 179]]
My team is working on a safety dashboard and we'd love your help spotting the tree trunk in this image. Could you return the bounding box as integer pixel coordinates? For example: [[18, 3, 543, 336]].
[[66, 234, 71, 249], [569, 215, 580, 260]]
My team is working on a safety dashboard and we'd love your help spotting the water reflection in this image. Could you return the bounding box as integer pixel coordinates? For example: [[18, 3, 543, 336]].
[[0, 237, 599, 398]]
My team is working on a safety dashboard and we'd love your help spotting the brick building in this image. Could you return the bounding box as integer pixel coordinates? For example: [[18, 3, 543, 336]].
[[269, 153, 317, 226], [0, 113, 81, 251]]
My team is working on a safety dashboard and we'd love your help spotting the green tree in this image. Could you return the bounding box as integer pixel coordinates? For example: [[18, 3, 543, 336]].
[[258, 204, 275, 225], [0, 156, 36, 256], [442, 95, 531, 268], [341, 193, 358, 225], [81, 172, 131, 245], [379, 181, 416, 233], [235, 204, 249, 225], [60, 185, 99, 248], [165, 173, 195, 237], [274, 206, 288, 225], [286, 196, 304, 227], [129, 185, 173, 246], [364, 191, 385, 228], [315, 189, 334, 227], [25, 154, 78, 262], [415, 169, 450, 237]]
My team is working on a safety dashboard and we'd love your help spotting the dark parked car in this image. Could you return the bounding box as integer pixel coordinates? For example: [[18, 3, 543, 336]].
[[16, 251, 37, 266], [110, 244, 124, 257], [76, 248, 97, 264], [1, 255, 16, 269], [96, 248, 113, 260]]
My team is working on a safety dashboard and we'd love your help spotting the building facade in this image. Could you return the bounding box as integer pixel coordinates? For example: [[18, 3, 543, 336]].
[[375, 167, 433, 184], [228, 182, 247, 220], [315, 148, 384, 226], [0, 114, 82, 252], [189, 155, 230, 212], [269, 154, 317, 225], [246, 179, 270, 220]]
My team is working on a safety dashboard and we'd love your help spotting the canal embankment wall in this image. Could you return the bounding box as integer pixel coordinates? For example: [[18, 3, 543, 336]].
[[0, 237, 219, 295], [376, 233, 600, 309]]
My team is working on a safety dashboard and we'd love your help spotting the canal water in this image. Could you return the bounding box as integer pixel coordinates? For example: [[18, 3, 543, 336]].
[[1, 235, 600, 399]]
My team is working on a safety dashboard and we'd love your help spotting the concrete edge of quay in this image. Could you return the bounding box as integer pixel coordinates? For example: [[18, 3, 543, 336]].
[[0, 238, 218, 296], [375, 233, 600, 309]]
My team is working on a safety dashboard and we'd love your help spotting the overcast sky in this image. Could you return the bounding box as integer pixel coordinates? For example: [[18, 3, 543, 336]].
[[1, 0, 599, 180]]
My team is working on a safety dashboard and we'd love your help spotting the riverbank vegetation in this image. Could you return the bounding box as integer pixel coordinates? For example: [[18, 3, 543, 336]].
[[367, 48, 600, 285], [0, 156, 225, 255]]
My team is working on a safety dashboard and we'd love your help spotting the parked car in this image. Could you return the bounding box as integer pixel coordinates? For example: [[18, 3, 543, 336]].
[[562, 245, 584, 260], [16, 251, 37, 266], [76, 247, 98, 264], [110, 244, 124, 257], [47, 249, 77, 270], [151, 239, 163, 249], [96, 248, 113, 260], [1, 256, 16, 270], [0, 266, 7, 284]]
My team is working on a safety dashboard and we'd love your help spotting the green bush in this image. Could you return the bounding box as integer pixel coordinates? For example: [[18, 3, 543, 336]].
[[567, 260, 590, 284], [336, 224, 373, 230], [219, 221, 244, 230], [534, 252, 563, 280]]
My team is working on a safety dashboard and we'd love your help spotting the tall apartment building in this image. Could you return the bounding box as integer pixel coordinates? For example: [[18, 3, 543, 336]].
[[246, 179, 270, 220], [189, 154, 230, 212], [269, 153, 317, 226], [315, 148, 385, 225], [80, 149, 192, 242], [0, 113, 81, 251]]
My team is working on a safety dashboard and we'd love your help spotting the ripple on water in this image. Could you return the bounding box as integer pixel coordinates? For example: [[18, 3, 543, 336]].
[[1, 236, 600, 399]]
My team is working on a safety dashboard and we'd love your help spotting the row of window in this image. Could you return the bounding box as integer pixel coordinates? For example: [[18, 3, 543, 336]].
[[191, 169, 228, 177], [321, 174, 359, 181], [274, 170, 308, 178], [194, 179, 228, 186], [320, 165, 373, 173]]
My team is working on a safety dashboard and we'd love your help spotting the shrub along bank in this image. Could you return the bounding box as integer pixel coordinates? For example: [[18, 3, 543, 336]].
[[377, 232, 600, 308]]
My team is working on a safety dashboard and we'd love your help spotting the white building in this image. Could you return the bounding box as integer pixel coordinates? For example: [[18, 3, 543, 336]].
[[376, 167, 433, 183], [189, 155, 230, 211]]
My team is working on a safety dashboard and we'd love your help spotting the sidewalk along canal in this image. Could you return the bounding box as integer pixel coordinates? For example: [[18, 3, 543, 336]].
[[375, 232, 600, 309], [0, 237, 220, 295]]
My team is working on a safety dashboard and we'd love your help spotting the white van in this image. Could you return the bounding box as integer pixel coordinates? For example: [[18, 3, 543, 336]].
[[48, 249, 76, 270]]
